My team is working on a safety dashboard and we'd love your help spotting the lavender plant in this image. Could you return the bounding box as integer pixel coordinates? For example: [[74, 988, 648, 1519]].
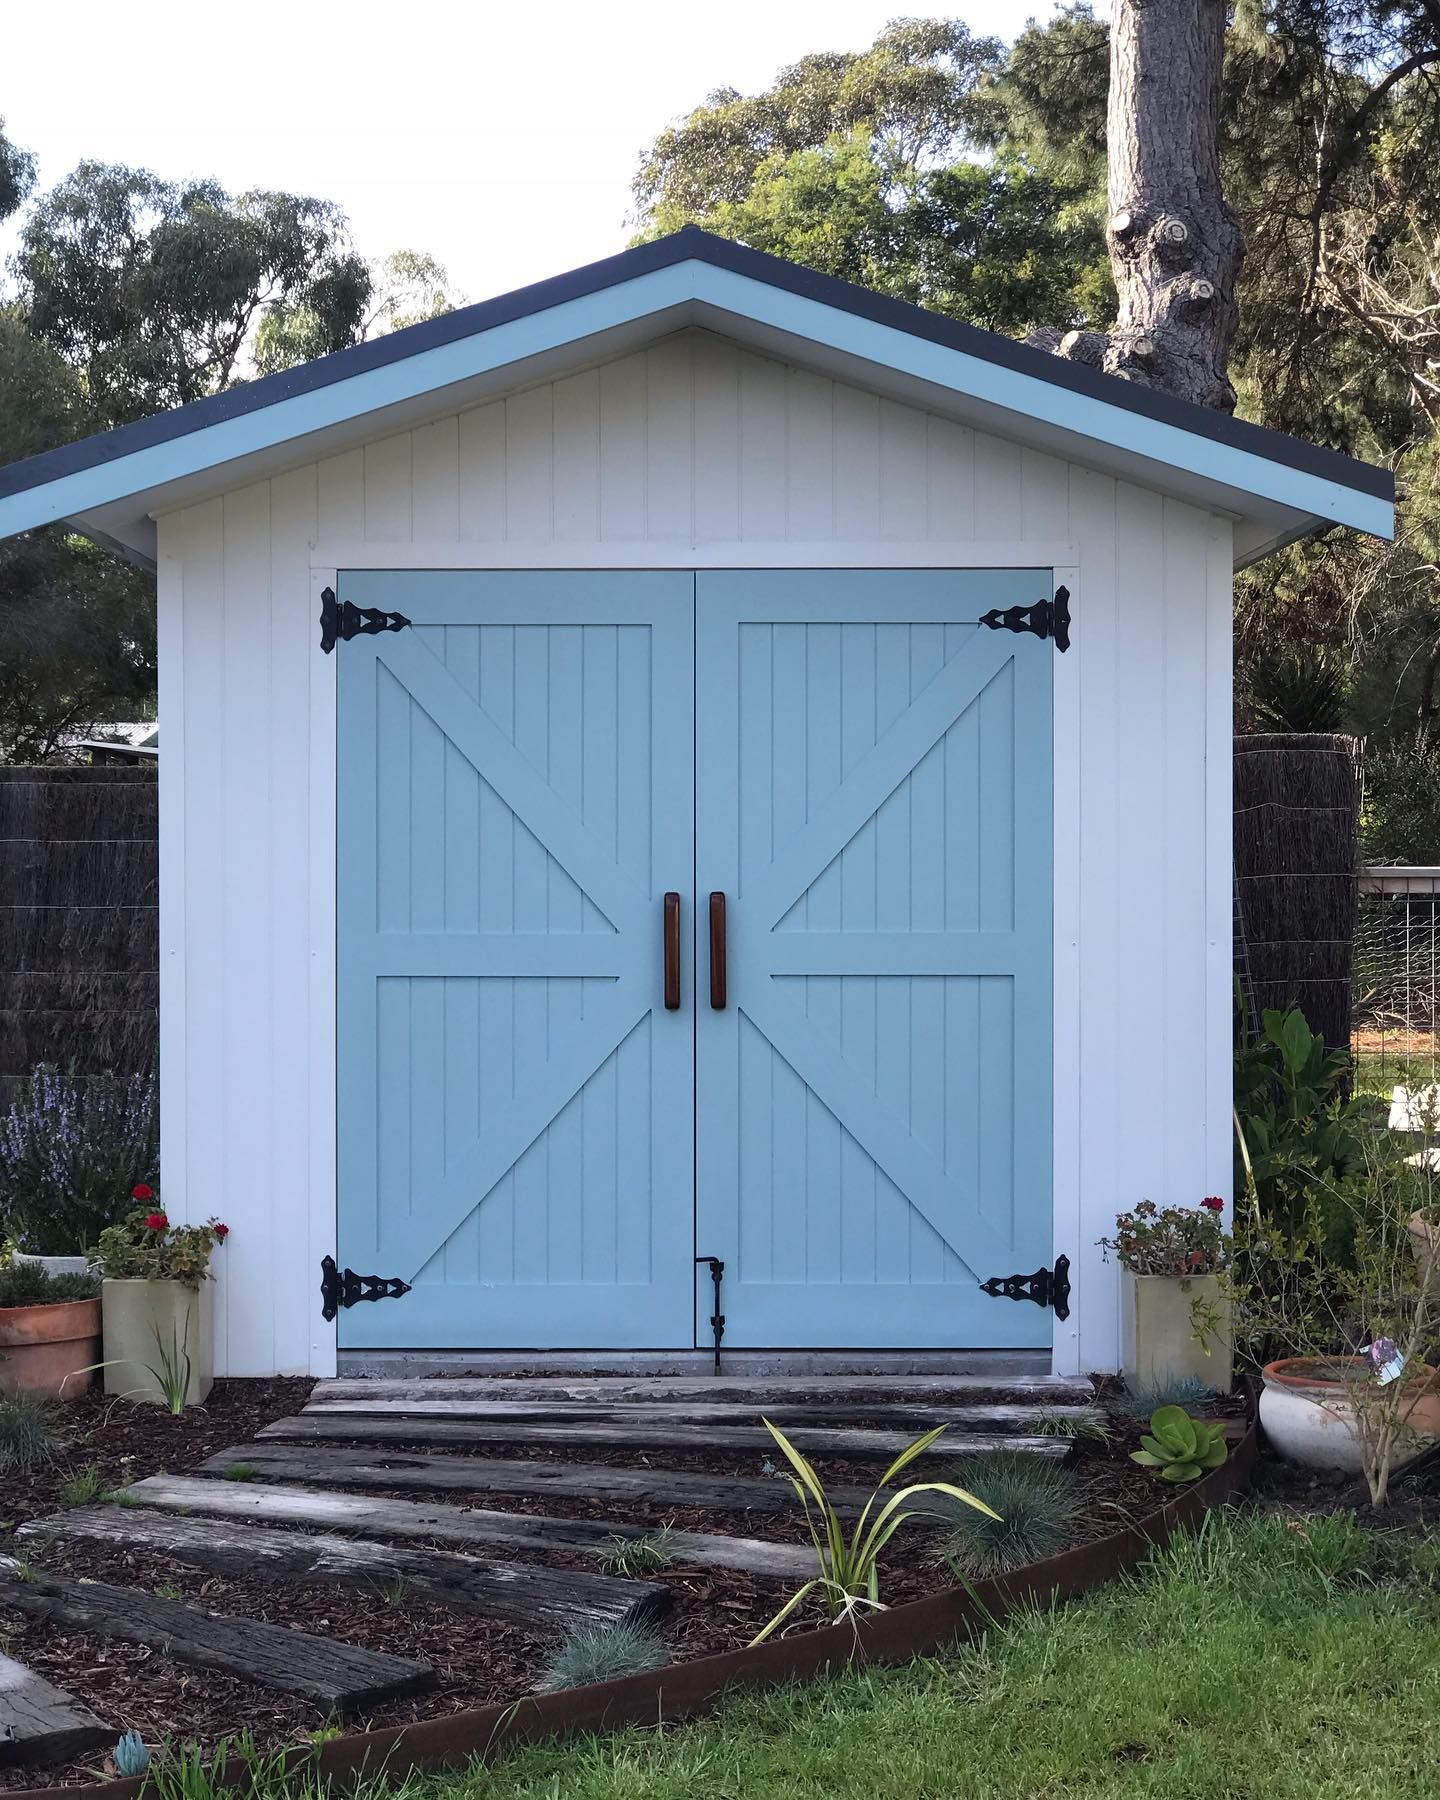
[[0, 1065, 158, 1255]]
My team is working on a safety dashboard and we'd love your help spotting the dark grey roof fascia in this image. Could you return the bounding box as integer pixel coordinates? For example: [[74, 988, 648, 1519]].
[[0, 225, 1393, 509]]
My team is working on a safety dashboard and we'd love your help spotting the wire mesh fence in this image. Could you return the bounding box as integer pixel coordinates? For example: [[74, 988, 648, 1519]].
[[1352, 867, 1440, 1104]]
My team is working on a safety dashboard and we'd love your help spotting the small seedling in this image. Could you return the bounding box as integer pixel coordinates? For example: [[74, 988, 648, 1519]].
[[59, 1464, 104, 1508], [103, 1489, 140, 1508], [154, 1582, 184, 1600], [374, 1574, 409, 1610], [595, 1530, 676, 1576], [538, 1620, 669, 1692], [110, 1731, 150, 1780], [222, 1462, 260, 1482]]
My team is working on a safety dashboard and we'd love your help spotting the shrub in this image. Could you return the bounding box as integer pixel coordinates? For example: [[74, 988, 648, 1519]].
[[538, 1621, 669, 1692], [1112, 1374, 1218, 1418], [929, 1450, 1082, 1575], [0, 1263, 99, 1308], [0, 1066, 158, 1255], [0, 1391, 54, 1470]]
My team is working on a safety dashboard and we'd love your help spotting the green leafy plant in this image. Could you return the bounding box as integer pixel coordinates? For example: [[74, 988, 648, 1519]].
[[0, 1263, 99, 1307], [537, 1620, 669, 1692], [60, 1463, 104, 1507], [154, 1583, 183, 1601], [103, 1488, 139, 1508], [1130, 1406, 1229, 1484], [94, 1201, 227, 1287], [930, 1450, 1082, 1574], [750, 1419, 999, 1644], [1100, 1198, 1228, 1276], [595, 1530, 676, 1576], [222, 1463, 259, 1483], [0, 1390, 53, 1470]]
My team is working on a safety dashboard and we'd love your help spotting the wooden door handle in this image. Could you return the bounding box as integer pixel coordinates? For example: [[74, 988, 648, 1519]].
[[709, 891, 727, 1010], [663, 892, 681, 1010]]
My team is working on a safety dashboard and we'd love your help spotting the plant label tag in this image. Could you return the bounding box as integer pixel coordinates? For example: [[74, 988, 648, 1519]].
[[1365, 1337, 1405, 1385]]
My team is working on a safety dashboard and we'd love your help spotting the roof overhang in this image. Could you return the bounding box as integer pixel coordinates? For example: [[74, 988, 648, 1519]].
[[0, 228, 1394, 572]]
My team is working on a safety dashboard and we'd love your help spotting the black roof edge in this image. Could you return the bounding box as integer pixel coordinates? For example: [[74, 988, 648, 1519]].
[[0, 224, 1394, 509]]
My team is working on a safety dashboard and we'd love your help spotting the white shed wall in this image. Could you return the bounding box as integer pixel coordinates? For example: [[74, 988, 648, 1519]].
[[155, 327, 1233, 1378]]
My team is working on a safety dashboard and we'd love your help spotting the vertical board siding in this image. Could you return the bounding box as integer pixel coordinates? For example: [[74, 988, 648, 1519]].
[[159, 324, 1233, 1376]]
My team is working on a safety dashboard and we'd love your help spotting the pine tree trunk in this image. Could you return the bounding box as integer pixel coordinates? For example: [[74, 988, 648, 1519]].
[[1042, 0, 1245, 411]]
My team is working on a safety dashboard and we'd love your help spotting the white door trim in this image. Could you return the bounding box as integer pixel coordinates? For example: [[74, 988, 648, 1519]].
[[310, 539, 1078, 573]]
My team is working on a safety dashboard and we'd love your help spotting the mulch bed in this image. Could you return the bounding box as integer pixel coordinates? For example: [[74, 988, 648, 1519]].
[[1, 1384, 1191, 1790]]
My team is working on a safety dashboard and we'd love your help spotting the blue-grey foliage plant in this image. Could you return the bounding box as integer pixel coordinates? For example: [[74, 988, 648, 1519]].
[[111, 1731, 150, 1779], [0, 1065, 158, 1255]]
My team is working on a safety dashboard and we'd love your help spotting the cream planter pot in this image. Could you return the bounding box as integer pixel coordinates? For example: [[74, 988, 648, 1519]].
[[1120, 1272, 1233, 1393], [100, 1278, 213, 1407], [1260, 1356, 1440, 1472]]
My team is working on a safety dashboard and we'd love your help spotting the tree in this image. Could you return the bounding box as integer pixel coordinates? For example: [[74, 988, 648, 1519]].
[[0, 115, 36, 221], [14, 165, 375, 425]]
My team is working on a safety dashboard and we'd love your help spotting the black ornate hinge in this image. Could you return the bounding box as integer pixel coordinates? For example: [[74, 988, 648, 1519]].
[[981, 1253, 1071, 1320], [320, 1254, 413, 1322], [319, 586, 412, 654], [979, 585, 1070, 652], [695, 1255, 725, 1375]]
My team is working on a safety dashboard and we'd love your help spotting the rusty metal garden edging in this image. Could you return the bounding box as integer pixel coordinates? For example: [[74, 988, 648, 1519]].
[[17, 1422, 1257, 1800]]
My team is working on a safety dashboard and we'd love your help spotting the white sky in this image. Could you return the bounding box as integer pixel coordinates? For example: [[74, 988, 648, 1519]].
[[1, 0, 1069, 305]]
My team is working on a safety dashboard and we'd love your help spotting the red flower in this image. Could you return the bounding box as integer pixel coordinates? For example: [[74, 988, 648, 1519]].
[[132, 1183, 155, 1201], [1201, 1196, 1224, 1212], [214, 1223, 229, 1241], [144, 1212, 169, 1231]]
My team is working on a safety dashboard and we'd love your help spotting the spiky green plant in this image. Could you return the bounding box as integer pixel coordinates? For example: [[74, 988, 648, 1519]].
[[1113, 1375, 1217, 1419], [1130, 1406, 1228, 1483], [929, 1450, 1082, 1575], [538, 1620, 669, 1692], [1032, 1407, 1111, 1444], [0, 1390, 53, 1470], [594, 1530, 676, 1576], [59, 1463, 103, 1507], [750, 1420, 999, 1644], [112, 1731, 151, 1779]]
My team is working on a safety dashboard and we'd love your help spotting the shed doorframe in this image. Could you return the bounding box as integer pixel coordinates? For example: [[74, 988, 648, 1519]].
[[306, 540, 1082, 1377]]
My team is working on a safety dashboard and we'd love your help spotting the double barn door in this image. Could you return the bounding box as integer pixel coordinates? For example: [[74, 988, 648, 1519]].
[[336, 569, 1053, 1351]]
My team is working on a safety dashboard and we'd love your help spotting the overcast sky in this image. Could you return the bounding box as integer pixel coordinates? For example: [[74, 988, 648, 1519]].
[[2, 0, 1072, 304]]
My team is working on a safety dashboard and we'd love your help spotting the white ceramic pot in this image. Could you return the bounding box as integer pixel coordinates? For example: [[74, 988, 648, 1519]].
[[1259, 1356, 1440, 1472]]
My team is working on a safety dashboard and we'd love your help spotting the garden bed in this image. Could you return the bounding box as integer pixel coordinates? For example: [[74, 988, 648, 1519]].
[[1, 1381, 1251, 1794]]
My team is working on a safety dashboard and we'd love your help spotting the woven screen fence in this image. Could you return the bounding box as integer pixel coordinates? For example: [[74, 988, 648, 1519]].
[[1233, 733, 1361, 1056]]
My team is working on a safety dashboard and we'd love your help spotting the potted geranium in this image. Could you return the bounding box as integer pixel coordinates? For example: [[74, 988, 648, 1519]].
[[1101, 1198, 1232, 1392], [0, 1258, 101, 1398], [94, 1187, 227, 1409]]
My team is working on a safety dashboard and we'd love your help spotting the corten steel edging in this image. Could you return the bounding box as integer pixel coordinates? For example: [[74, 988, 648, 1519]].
[[16, 1423, 1255, 1800]]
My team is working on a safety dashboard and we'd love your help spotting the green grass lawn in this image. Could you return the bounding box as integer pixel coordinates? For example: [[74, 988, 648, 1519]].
[[362, 1510, 1440, 1800]]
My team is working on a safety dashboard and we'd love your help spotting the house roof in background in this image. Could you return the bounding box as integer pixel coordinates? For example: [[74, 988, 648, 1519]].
[[0, 226, 1395, 569]]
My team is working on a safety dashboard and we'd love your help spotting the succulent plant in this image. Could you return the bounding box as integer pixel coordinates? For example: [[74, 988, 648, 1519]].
[[112, 1730, 151, 1779], [1130, 1405, 1228, 1483]]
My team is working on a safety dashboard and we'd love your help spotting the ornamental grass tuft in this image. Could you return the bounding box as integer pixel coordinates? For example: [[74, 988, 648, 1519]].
[[929, 1450, 1082, 1575], [1112, 1374, 1218, 1419], [0, 1389, 54, 1470], [537, 1620, 669, 1693]]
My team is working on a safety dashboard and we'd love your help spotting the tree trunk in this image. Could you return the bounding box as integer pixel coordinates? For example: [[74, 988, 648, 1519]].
[[1047, 0, 1245, 410]]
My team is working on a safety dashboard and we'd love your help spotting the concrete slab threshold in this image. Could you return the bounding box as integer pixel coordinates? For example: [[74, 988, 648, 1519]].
[[336, 1348, 1061, 1380]]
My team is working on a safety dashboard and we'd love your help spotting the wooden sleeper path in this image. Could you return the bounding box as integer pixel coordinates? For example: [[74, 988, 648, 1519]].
[[0, 1556, 432, 1714], [311, 1374, 1096, 1404], [114, 1474, 817, 1581], [264, 1411, 1071, 1461], [0, 1654, 110, 1771], [301, 1397, 1099, 1431], [17, 1508, 669, 1633], [200, 1441, 885, 1514]]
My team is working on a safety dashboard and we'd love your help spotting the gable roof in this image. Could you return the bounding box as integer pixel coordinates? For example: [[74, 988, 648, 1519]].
[[0, 226, 1393, 569]]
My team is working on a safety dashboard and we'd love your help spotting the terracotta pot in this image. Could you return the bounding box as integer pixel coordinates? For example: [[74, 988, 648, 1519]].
[[0, 1297, 101, 1399], [1120, 1271, 1233, 1393], [100, 1278, 213, 1407], [1259, 1355, 1440, 1471]]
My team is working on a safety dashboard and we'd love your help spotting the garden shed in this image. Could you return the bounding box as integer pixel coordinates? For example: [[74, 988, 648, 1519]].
[[0, 228, 1393, 1380]]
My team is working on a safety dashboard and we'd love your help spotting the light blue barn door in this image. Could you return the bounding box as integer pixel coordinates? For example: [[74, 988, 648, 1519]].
[[336, 571, 695, 1349], [695, 571, 1054, 1349]]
